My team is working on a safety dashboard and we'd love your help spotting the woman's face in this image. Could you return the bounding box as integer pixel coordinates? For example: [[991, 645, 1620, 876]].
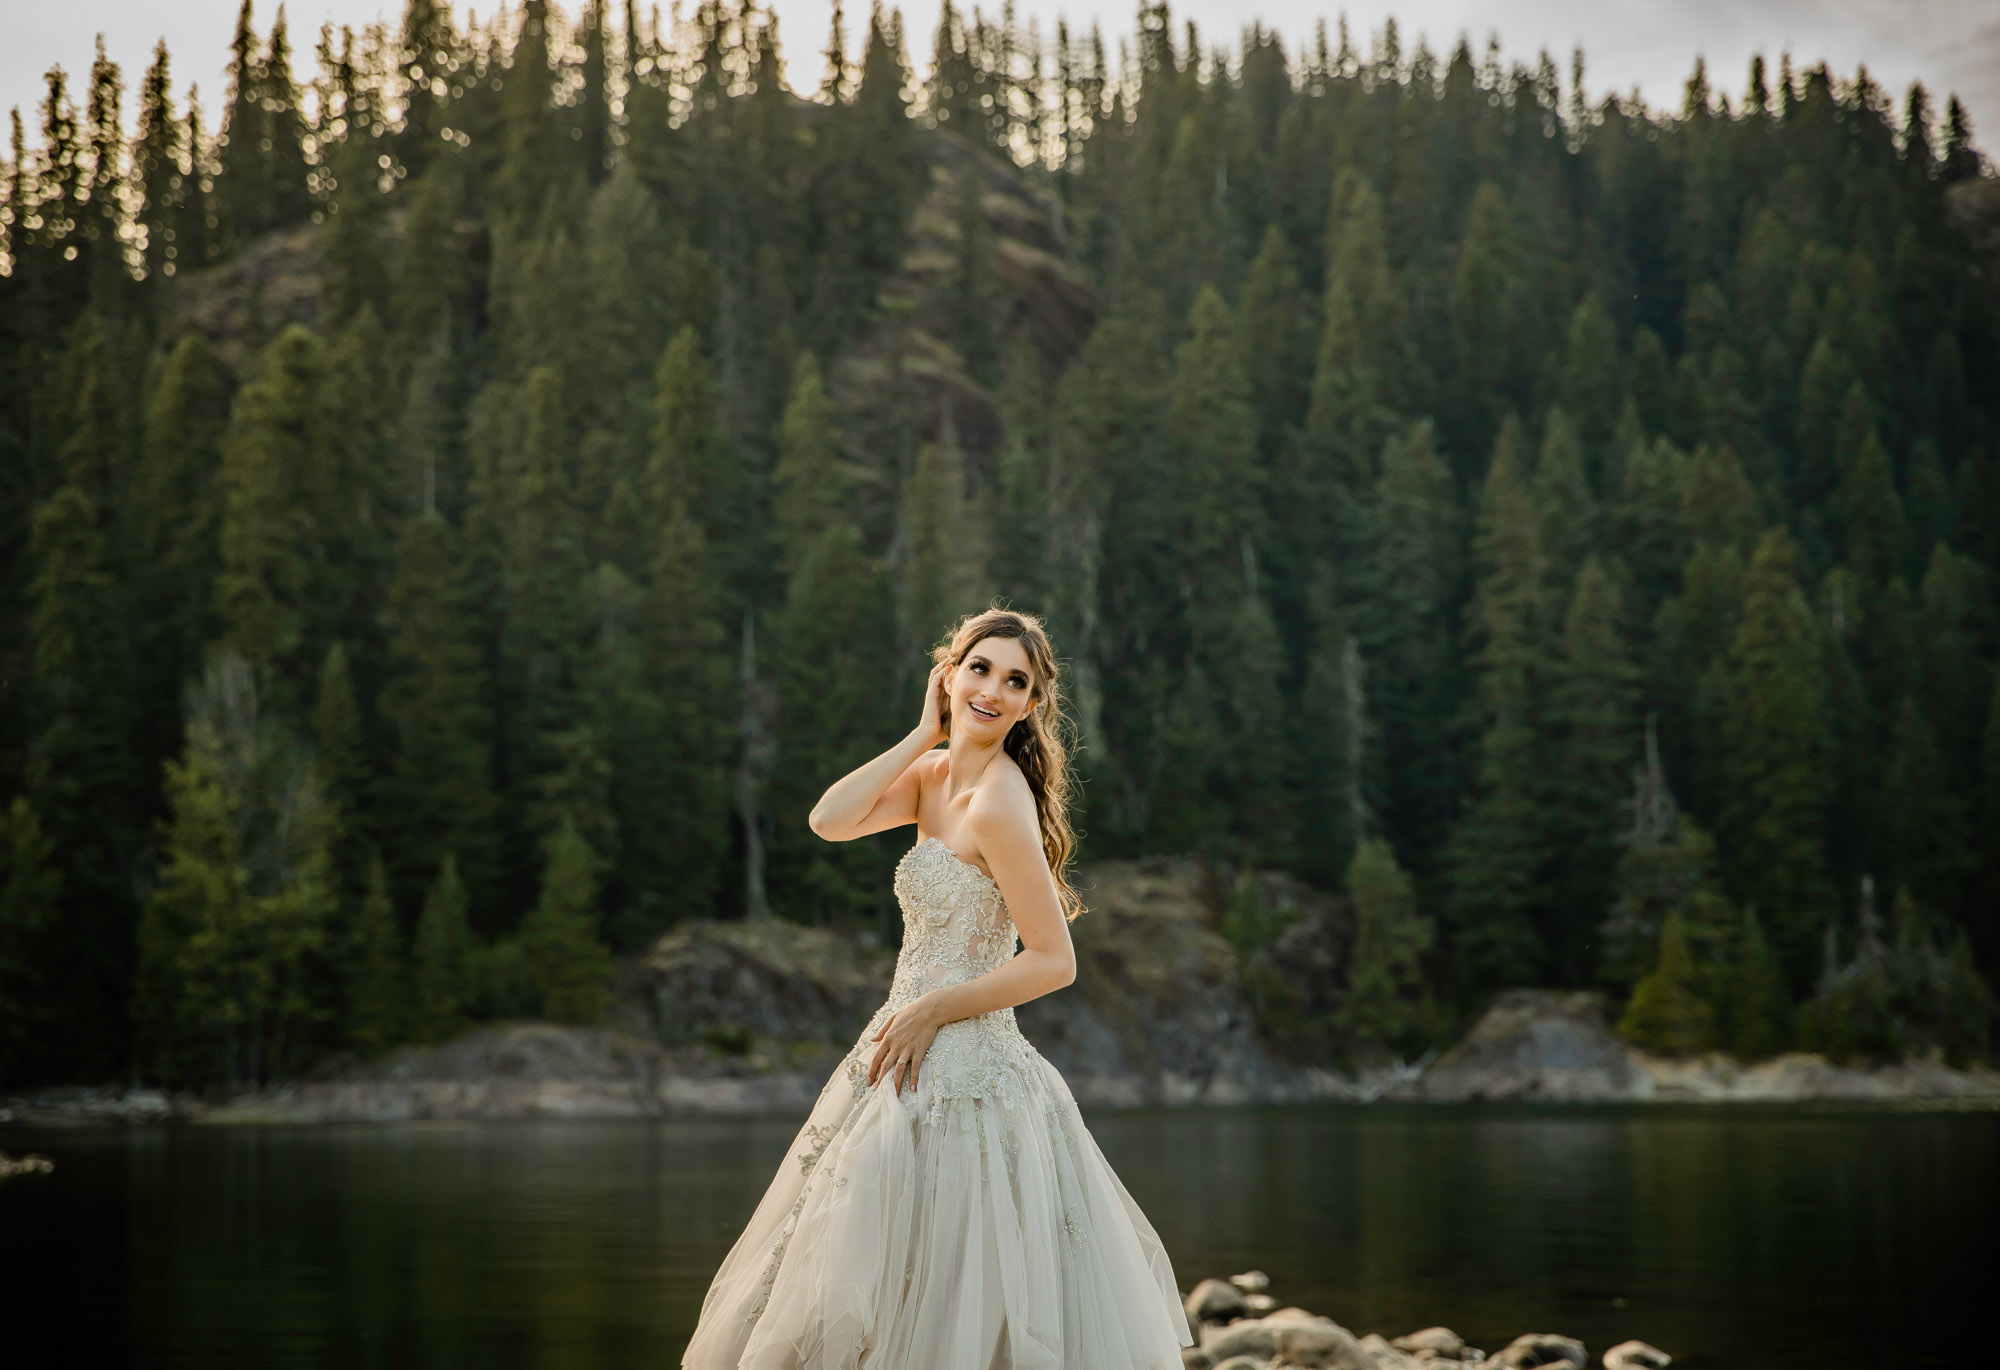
[[945, 635, 1038, 739]]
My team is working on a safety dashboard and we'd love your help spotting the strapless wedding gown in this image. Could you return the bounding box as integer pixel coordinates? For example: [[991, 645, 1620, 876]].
[[681, 836, 1193, 1369]]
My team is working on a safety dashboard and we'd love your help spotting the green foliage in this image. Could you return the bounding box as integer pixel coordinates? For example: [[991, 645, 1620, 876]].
[[768, 354, 896, 923], [214, 326, 340, 706], [131, 656, 336, 1088], [344, 854, 408, 1058], [1354, 420, 1462, 867], [1618, 913, 1718, 1056], [1338, 839, 1434, 1056], [1723, 908, 1791, 1061], [1448, 424, 1554, 986], [944, 162, 1001, 388], [518, 817, 613, 1024], [0, 799, 64, 1085], [412, 856, 475, 1043], [1542, 557, 1640, 981], [1220, 878, 1297, 959], [1939, 927, 1994, 1068], [7, 2, 1999, 1086], [1713, 528, 1832, 984], [376, 512, 499, 916]]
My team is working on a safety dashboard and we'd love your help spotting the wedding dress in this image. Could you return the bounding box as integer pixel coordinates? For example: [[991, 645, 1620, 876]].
[[682, 835, 1194, 1369]]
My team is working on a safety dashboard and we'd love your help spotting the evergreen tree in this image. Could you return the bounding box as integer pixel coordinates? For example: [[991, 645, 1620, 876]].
[[1981, 669, 2000, 968], [496, 0, 567, 222], [1337, 837, 1434, 1057], [1294, 562, 1366, 885], [1939, 926, 1992, 1067], [1554, 292, 1621, 457], [129, 331, 229, 763], [214, 325, 339, 709], [1446, 182, 1517, 461], [769, 354, 896, 922], [1613, 433, 1689, 627], [518, 816, 613, 1023], [131, 40, 182, 285], [1542, 556, 1640, 982], [412, 855, 474, 1042], [577, 168, 678, 467], [213, 1, 310, 250], [28, 471, 142, 1073], [945, 161, 1001, 388], [377, 511, 499, 914], [573, 0, 613, 183], [1533, 408, 1599, 592], [1713, 527, 1832, 983], [620, 335, 733, 930], [394, 0, 462, 180], [1354, 420, 1462, 871], [1598, 722, 1736, 995], [1151, 287, 1287, 854], [1448, 422, 1554, 987], [314, 642, 370, 892], [78, 40, 130, 313], [897, 422, 984, 660], [0, 799, 64, 1086], [1294, 167, 1402, 512], [131, 655, 335, 1088], [1618, 912, 1718, 1055], [1724, 906, 1791, 1060], [344, 853, 407, 1057], [1236, 224, 1314, 468], [486, 366, 600, 856], [804, 3, 926, 351], [1878, 693, 1973, 916]]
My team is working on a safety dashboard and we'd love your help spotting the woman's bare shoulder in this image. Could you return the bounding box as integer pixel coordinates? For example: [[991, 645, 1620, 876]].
[[967, 753, 1037, 833]]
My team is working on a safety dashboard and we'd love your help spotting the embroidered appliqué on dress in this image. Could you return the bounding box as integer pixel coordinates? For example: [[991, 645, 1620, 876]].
[[742, 836, 1059, 1323]]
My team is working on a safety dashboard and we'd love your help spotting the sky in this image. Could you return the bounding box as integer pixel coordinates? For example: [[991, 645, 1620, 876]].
[[6, 0, 1997, 160]]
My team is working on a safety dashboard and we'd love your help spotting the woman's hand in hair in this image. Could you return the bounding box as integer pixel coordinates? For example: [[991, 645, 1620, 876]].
[[914, 661, 950, 748]]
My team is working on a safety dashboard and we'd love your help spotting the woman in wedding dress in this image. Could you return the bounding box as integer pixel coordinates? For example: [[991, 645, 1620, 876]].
[[682, 606, 1194, 1369]]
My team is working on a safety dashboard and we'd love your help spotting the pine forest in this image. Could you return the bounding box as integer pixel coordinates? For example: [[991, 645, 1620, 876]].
[[1, 0, 1996, 1090]]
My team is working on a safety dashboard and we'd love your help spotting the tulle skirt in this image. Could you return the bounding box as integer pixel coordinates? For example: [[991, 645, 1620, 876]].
[[681, 1005, 1193, 1369]]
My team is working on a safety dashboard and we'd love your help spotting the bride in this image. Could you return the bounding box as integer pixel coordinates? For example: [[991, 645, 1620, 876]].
[[682, 606, 1194, 1368]]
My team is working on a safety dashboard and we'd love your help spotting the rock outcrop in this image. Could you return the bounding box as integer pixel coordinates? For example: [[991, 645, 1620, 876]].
[[1177, 1270, 1670, 1370], [197, 1023, 842, 1124], [1017, 858, 1353, 1106], [1391, 992, 1649, 1103], [615, 916, 895, 1050], [1391, 989, 2000, 1104]]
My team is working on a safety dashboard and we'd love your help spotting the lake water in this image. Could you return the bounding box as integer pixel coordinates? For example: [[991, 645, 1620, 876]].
[[3, 1102, 1993, 1368]]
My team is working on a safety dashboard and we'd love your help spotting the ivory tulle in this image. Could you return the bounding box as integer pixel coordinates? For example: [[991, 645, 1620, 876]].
[[681, 837, 1193, 1370]]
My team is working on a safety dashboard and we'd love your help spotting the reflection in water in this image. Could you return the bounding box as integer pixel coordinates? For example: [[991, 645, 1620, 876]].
[[2, 1104, 1991, 1368]]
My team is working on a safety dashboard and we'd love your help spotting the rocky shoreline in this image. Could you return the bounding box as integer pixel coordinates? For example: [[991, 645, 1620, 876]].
[[5, 861, 1996, 1127], [1180, 1270, 1669, 1370], [3, 1007, 1995, 1127]]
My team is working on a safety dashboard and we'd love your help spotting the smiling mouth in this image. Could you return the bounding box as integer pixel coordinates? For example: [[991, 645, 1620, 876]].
[[968, 701, 1000, 720]]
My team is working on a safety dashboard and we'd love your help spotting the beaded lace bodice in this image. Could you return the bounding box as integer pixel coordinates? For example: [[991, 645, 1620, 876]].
[[886, 836, 1021, 1011], [735, 835, 1094, 1332]]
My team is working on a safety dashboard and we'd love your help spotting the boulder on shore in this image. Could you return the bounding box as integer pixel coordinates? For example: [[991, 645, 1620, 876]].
[[1393, 992, 1649, 1103]]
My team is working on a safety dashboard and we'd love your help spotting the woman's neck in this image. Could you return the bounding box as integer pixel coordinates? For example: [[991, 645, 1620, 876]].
[[943, 729, 1004, 801]]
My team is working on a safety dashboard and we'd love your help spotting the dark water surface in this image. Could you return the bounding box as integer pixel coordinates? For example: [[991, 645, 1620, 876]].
[[3, 1103, 1992, 1368]]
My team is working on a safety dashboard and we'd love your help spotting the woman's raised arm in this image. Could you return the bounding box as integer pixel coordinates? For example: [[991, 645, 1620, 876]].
[[808, 662, 949, 841]]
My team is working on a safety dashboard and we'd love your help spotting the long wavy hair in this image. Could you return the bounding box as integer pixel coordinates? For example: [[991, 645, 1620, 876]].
[[929, 605, 1084, 922]]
